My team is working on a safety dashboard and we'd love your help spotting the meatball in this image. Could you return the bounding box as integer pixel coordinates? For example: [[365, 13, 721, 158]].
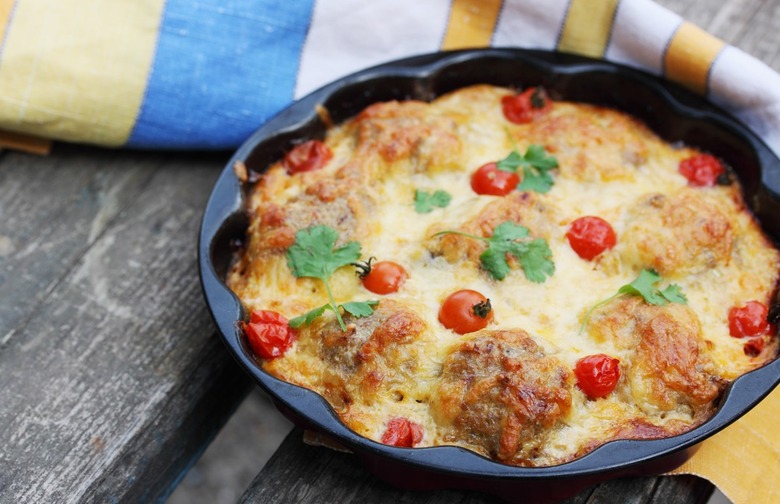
[[432, 330, 572, 466], [350, 100, 462, 175], [619, 190, 733, 278], [428, 191, 558, 266], [304, 300, 429, 410], [588, 296, 722, 420]]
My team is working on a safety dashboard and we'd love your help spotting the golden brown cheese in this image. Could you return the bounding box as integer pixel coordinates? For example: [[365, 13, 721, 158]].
[[227, 84, 780, 467]]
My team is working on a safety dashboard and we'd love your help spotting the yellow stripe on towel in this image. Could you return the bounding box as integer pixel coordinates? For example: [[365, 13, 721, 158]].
[[442, 0, 503, 49], [664, 21, 725, 95], [0, 0, 165, 146], [557, 0, 620, 58], [0, 0, 14, 47]]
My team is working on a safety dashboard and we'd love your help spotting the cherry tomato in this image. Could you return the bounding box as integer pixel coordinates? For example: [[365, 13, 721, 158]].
[[438, 289, 493, 335], [501, 87, 552, 124], [566, 216, 617, 261], [244, 310, 296, 359], [678, 153, 725, 187], [283, 139, 332, 174], [471, 162, 520, 196], [728, 301, 773, 338], [743, 337, 765, 357], [381, 417, 423, 447], [361, 261, 408, 295], [575, 354, 621, 399]]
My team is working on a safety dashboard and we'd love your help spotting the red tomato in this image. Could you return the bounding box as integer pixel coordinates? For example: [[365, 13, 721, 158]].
[[743, 337, 765, 357], [575, 354, 621, 400], [244, 310, 296, 359], [380, 417, 423, 447], [438, 289, 493, 335], [566, 216, 617, 261], [501, 87, 552, 124], [283, 139, 332, 174], [361, 261, 408, 295], [678, 153, 725, 187], [471, 162, 520, 196], [728, 301, 773, 338]]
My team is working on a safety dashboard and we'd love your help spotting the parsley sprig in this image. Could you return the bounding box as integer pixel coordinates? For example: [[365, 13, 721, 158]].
[[285, 225, 378, 331], [496, 144, 559, 193], [415, 189, 452, 213], [579, 269, 687, 334], [433, 221, 554, 282]]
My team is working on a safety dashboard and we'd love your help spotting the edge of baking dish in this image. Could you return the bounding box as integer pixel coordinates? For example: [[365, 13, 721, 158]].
[[198, 49, 780, 503]]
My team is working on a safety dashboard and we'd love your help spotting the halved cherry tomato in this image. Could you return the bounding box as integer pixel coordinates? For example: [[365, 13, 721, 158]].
[[575, 354, 621, 400], [361, 260, 408, 295], [283, 139, 332, 174], [501, 87, 552, 124], [728, 300, 773, 338], [678, 153, 725, 187], [381, 417, 423, 447], [566, 216, 617, 261], [438, 289, 493, 335], [244, 310, 296, 359], [471, 162, 520, 196]]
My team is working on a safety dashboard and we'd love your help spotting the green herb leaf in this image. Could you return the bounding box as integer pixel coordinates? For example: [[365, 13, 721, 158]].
[[616, 269, 686, 306], [285, 225, 363, 331], [286, 225, 362, 280], [494, 144, 558, 194], [434, 221, 555, 282], [517, 238, 555, 283], [340, 300, 379, 318], [579, 269, 687, 334], [661, 284, 688, 304], [289, 304, 330, 329], [415, 189, 452, 214]]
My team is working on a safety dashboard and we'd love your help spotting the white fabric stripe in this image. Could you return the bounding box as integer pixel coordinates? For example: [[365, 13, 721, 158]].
[[709, 45, 780, 157], [492, 0, 570, 49], [294, 0, 451, 98], [606, 0, 681, 76]]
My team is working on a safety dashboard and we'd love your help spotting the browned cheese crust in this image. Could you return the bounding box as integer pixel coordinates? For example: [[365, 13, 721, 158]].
[[227, 84, 780, 467]]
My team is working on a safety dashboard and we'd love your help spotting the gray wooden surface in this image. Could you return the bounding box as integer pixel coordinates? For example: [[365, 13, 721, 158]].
[[0, 0, 777, 503]]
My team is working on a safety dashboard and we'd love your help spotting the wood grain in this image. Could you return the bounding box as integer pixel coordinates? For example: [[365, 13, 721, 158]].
[[240, 429, 712, 504], [0, 145, 252, 503]]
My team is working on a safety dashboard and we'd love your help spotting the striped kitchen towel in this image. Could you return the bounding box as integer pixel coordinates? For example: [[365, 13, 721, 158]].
[[1, 0, 780, 156]]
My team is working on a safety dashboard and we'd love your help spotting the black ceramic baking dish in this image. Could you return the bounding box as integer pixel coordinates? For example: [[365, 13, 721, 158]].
[[198, 49, 780, 503]]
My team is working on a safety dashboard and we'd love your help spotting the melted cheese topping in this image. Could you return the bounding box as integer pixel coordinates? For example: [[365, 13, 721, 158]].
[[227, 84, 780, 467]]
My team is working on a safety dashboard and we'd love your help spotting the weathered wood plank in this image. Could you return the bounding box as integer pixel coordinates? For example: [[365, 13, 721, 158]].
[[239, 429, 712, 504], [0, 146, 156, 341], [0, 145, 253, 503]]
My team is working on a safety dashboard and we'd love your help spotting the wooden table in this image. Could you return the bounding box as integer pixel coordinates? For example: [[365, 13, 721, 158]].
[[1, 0, 777, 502]]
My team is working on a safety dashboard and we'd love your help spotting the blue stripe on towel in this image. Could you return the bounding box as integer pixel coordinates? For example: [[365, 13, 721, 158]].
[[127, 0, 315, 149]]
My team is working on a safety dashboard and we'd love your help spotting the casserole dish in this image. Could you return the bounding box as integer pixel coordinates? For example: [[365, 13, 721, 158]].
[[198, 49, 780, 502]]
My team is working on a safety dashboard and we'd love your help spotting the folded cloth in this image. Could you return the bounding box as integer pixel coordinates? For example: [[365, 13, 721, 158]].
[[3, 0, 778, 502], [1, 0, 779, 155]]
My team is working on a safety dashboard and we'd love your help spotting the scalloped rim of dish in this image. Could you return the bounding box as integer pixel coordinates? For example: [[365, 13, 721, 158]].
[[199, 48, 780, 481]]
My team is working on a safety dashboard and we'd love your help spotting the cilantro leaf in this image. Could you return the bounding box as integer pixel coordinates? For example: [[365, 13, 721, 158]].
[[289, 300, 379, 329], [494, 144, 558, 194], [517, 238, 555, 283], [616, 269, 686, 306], [496, 151, 524, 172], [415, 189, 452, 214], [289, 304, 329, 329], [434, 221, 555, 282], [286, 225, 362, 279], [341, 300, 379, 318], [579, 269, 687, 334], [661, 284, 688, 304], [285, 225, 364, 331]]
